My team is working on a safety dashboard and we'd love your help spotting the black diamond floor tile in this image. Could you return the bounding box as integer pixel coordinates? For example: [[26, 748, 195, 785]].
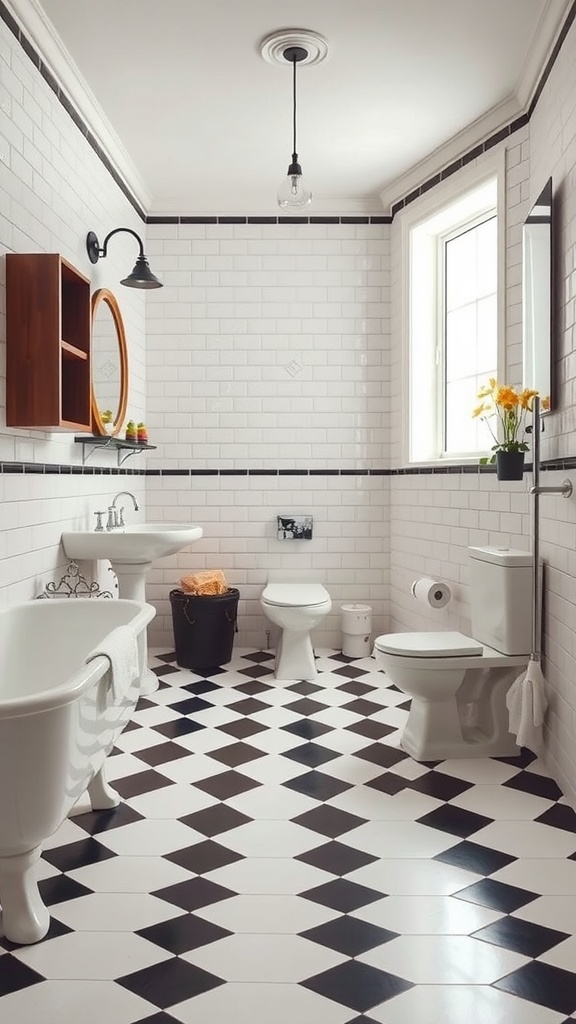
[[283, 742, 340, 768], [346, 719, 397, 740], [417, 804, 493, 838], [408, 770, 473, 801], [166, 695, 214, 716], [152, 664, 181, 677], [117, 957, 225, 1008], [179, 804, 252, 836], [153, 717, 205, 738], [152, 876, 236, 912], [434, 839, 516, 876], [242, 651, 274, 663], [137, 913, 233, 954], [536, 802, 576, 833], [0, 954, 44, 996], [338, 680, 377, 696], [208, 741, 266, 767], [472, 915, 570, 957], [301, 878, 384, 913], [113, 770, 173, 799], [283, 770, 352, 801], [227, 697, 270, 716], [132, 1013, 182, 1024], [218, 718, 267, 739], [235, 679, 273, 695], [0, 914, 72, 952], [339, 698, 381, 717], [282, 719, 334, 740], [287, 680, 323, 695], [194, 769, 261, 800], [72, 801, 144, 835], [38, 875, 93, 906], [41, 837, 116, 872], [237, 665, 274, 679], [285, 697, 328, 717], [355, 743, 409, 767], [365, 772, 409, 795], [454, 877, 538, 913], [332, 666, 369, 680], [301, 915, 398, 956], [182, 679, 221, 694], [296, 840, 378, 876], [135, 741, 194, 766], [503, 771, 563, 801], [292, 805, 367, 838], [165, 839, 244, 875], [494, 961, 576, 1015], [301, 960, 413, 1012]]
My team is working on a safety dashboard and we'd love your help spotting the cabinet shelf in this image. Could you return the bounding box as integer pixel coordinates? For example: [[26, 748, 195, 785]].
[[6, 253, 92, 430], [75, 435, 157, 467]]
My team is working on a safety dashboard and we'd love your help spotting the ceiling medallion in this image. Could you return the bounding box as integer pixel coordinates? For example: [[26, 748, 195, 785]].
[[259, 29, 329, 66]]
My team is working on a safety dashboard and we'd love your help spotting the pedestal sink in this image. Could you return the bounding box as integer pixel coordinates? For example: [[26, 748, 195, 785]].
[[61, 523, 203, 692]]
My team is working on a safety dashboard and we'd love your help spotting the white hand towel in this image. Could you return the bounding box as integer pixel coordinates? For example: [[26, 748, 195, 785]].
[[506, 659, 548, 752], [86, 624, 139, 703]]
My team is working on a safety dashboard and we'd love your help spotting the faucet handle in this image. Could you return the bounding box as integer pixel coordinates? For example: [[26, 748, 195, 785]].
[[118, 506, 125, 529], [106, 507, 115, 531], [94, 511, 105, 532]]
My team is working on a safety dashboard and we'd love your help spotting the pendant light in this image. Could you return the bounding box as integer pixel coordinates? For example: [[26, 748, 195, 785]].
[[277, 45, 312, 210]]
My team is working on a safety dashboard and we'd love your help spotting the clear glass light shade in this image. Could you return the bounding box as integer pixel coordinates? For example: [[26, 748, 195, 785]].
[[277, 172, 313, 210]]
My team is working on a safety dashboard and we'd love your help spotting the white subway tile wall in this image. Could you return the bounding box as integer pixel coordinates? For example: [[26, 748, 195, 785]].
[[1, 9, 576, 808]]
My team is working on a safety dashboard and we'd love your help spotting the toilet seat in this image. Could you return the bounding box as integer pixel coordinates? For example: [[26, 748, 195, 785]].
[[261, 583, 329, 607], [374, 631, 483, 658]]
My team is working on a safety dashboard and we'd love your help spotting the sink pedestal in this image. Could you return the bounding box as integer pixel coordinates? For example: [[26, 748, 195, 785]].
[[111, 561, 158, 694]]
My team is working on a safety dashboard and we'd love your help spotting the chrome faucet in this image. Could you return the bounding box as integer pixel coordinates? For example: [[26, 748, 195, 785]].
[[108, 491, 140, 530]]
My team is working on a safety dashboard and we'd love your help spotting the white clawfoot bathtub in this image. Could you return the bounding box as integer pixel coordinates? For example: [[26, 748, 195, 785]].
[[0, 597, 155, 944]]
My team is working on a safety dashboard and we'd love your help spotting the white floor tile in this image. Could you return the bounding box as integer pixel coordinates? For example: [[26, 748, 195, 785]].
[[472, 821, 576, 858], [539, 934, 576, 971], [184, 932, 345, 982], [224, 783, 317, 819], [67, 854, 194, 893], [42, 819, 90, 851], [219, 819, 323, 858], [204, 856, 333, 894], [359, 933, 527, 983], [0, 980, 155, 1024], [238, 753, 310, 785], [320, 755, 387, 785], [491, 857, 576, 894], [154, 752, 230, 783], [327, 785, 442, 820], [114, 727, 168, 753], [352, 894, 501, 934], [344, 820, 460, 859], [435, 759, 521, 785], [171, 981, 353, 1024], [194, 892, 339, 933], [449, 784, 553, 820], [12, 930, 171, 979], [126, 783, 215, 818], [52, 892, 186, 932], [513, 894, 576, 933], [95, 818, 203, 856], [346, 857, 482, 895], [369, 984, 564, 1024]]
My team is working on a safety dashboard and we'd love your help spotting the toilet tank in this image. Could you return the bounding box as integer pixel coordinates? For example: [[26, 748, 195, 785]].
[[468, 546, 533, 655]]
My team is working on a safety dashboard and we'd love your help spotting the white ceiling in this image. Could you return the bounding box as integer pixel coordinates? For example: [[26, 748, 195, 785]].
[[18, 0, 574, 215]]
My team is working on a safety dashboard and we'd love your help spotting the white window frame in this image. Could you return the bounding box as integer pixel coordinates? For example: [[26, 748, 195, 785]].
[[400, 150, 506, 465]]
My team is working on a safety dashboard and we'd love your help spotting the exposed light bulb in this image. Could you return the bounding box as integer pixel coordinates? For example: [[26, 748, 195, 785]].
[[277, 155, 312, 210]]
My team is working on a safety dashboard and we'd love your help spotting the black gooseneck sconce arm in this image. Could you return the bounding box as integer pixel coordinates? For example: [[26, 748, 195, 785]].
[[86, 228, 163, 289]]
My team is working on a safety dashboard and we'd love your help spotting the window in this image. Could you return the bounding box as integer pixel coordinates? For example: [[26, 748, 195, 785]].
[[405, 166, 503, 463]]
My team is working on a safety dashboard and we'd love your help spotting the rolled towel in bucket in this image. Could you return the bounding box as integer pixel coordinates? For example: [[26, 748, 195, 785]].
[[180, 569, 228, 595]]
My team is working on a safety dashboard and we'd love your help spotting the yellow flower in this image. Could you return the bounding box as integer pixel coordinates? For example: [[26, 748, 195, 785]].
[[472, 378, 545, 459]]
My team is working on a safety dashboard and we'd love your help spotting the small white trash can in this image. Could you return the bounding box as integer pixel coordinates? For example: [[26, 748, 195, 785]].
[[341, 603, 372, 658]]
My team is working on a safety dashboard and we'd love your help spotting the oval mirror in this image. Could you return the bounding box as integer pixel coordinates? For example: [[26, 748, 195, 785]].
[[90, 288, 129, 436]]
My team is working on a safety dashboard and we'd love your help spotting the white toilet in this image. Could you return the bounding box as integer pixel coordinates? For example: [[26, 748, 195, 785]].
[[260, 575, 332, 680], [373, 546, 532, 761]]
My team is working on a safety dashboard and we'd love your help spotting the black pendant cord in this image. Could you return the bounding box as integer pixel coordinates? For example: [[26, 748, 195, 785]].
[[292, 55, 298, 161]]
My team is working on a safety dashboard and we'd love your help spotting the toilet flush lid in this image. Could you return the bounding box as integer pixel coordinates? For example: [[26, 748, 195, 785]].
[[262, 583, 329, 607], [374, 631, 483, 658]]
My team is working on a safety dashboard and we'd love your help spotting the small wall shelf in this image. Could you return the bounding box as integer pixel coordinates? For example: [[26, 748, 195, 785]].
[[75, 435, 157, 467]]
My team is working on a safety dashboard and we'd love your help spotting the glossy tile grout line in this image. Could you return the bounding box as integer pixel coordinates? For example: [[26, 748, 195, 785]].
[[1, 648, 576, 1024]]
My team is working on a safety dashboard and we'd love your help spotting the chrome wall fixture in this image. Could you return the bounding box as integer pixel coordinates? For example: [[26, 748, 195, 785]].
[[260, 30, 328, 212], [86, 228, 163, 289]]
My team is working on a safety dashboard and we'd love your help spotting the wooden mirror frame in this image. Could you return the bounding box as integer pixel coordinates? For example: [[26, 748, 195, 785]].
[[90, 288, 129, 436]]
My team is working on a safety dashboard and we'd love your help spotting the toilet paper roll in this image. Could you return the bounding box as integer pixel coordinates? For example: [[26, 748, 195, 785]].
[[411, 577, 451, 609]]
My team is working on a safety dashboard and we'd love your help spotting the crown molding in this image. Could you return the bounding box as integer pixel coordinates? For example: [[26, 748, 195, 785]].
[[516, 0, 574, 109], [4, 0, 152, 213]]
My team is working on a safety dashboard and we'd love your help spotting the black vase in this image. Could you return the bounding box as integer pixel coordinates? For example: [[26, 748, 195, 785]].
[[495, 450, 525, 481]]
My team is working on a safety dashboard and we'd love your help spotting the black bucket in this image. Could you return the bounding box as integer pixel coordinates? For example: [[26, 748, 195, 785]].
[[169, 588, 239, 670]]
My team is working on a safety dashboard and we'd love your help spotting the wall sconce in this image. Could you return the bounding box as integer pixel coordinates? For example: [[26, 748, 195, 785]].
[[86, 228, 163, 289]]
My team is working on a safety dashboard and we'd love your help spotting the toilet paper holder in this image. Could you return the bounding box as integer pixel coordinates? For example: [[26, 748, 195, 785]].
[[411, 577, 451, 608]]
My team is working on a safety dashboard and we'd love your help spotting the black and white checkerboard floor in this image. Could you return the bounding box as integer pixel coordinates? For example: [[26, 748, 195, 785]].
[[2, 648, 576, 1024]]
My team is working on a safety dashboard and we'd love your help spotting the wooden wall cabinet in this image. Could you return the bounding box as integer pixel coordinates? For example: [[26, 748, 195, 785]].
[[6, 253, 92, 431]]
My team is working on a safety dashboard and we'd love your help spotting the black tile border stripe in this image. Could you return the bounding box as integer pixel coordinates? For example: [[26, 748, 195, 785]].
[[2, 460, 576, 478], [3, 0, 576, 226]]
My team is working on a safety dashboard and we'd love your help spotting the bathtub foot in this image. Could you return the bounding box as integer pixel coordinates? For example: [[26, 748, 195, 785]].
[[141, 667, 159, 696], [88, 764, 120, 810], [0, 846, 49, 944]]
